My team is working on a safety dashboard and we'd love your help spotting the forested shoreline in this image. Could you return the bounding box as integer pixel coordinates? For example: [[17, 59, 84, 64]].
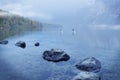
[[0, 10, 43, 40]]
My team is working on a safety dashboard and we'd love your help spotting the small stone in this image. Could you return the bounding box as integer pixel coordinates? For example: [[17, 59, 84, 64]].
[[43, 49, 70, 62], [15, 41, 26, 48], [72, 71, 101, 80], [75, 57, 101, 72], [34, 42, 40, 47], [0, 40, 8, 45]]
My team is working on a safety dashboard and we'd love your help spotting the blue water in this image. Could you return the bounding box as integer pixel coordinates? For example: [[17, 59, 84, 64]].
[[0, 25, 120, 80]]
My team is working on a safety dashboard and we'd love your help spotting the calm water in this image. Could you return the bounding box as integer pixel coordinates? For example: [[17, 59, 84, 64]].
[[0, 25, 120, 80]]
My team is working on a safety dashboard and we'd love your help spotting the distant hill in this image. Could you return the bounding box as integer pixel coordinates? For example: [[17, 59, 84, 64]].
[[0, 9, 43, 40]]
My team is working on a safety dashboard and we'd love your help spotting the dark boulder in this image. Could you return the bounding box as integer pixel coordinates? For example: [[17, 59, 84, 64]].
[[0, 40, 8, 45], [75, 57, 101, 72], [43, 49, 70, 62], [34, 42, 40, 47], [15, 41, 26, 48], [72, 71, 101, 80]]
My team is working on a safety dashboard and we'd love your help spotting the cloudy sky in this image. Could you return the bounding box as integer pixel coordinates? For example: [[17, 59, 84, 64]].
[[0, 0, 120, 26]]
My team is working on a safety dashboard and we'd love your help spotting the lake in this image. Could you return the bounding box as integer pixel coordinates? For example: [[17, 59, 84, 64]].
[[0, 25, 120, 80]]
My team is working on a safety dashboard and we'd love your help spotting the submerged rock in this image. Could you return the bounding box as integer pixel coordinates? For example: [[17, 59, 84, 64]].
[[0, 40, 8, 45], [75, 57, 101, 72], [34, 42, 40, 47], [15, 41, 26, 48], [43, 49, 70, 62], [72, 71, 101, 80]]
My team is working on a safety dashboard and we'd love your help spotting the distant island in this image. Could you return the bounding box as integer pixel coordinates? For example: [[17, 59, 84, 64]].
[[0, 9, 43, 40]]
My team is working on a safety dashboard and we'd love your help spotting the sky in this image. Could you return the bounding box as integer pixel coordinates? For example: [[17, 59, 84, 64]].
[[0, 0, 120, 26]]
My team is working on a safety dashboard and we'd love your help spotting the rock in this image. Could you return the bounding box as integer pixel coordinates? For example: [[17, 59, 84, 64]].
[[34, 42, 40, 47], [43, 49, 70, 62], [0, 40, 8, 45], [72, 71, 101, 80], [15, 41, 26, 48], [75, 57, 101, 72]]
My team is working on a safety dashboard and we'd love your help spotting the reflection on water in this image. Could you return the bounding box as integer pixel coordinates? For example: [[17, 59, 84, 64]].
[[0, 25, 120, 80]]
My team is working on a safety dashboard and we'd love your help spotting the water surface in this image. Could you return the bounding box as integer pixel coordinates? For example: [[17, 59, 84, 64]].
[[0, 25, 120, 80]]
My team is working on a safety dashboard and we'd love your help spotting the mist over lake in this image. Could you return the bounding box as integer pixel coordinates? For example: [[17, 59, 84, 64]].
[[0, 0, 120, 80]]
